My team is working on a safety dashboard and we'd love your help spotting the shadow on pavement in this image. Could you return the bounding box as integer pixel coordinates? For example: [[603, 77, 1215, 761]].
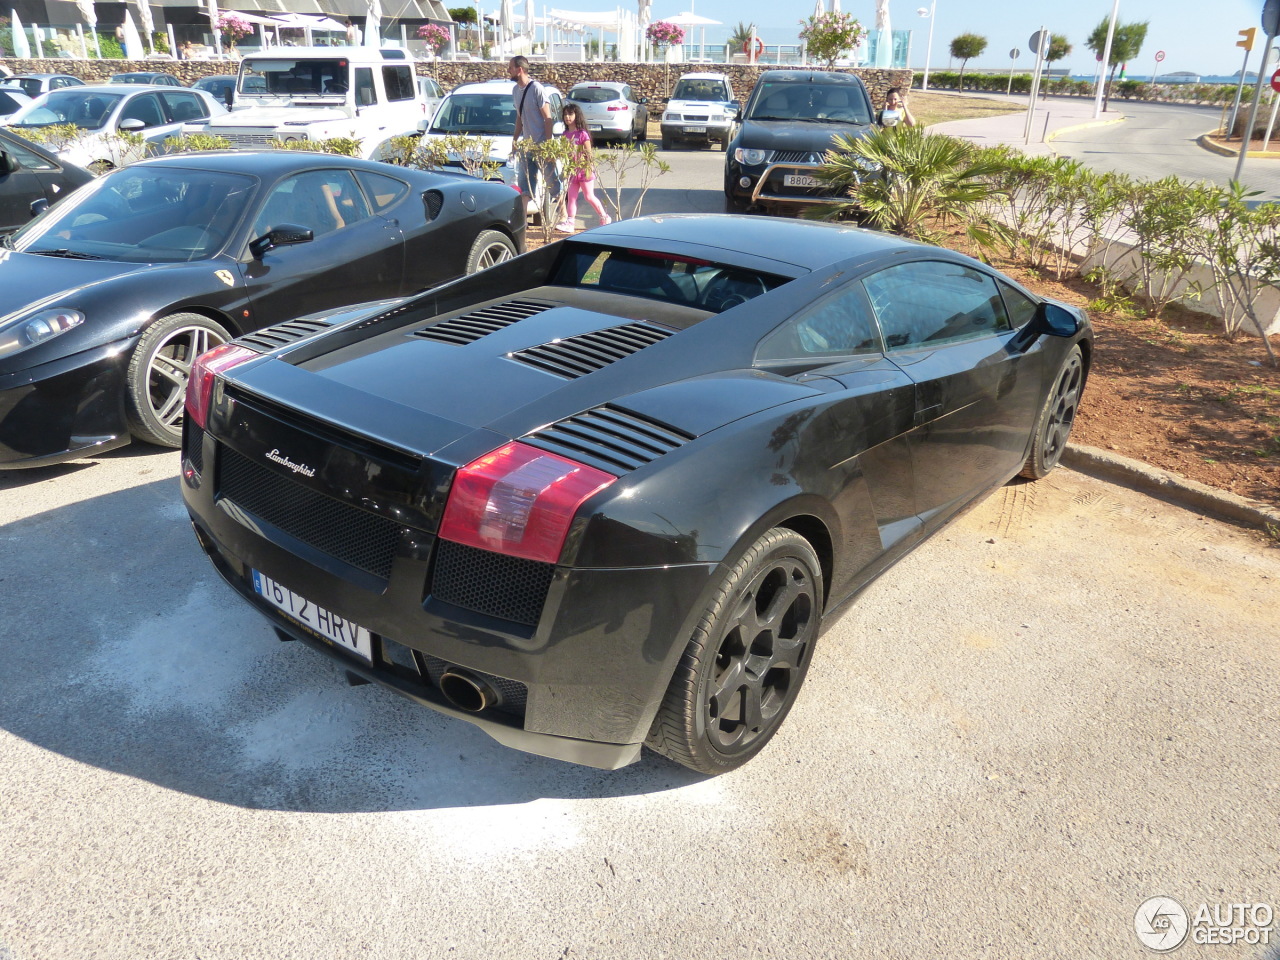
[[0, 477, 703, 814]]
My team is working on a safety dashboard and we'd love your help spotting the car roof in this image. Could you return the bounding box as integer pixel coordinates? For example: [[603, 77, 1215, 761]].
[[674, 72, 730, 82], [756, 70, 867, 85], [240, 45, 411, 62], [585, 214, 920, 272], [569, 81, 627, 89], [125, 150, 419, 177], [4, 73, 78, 81], [59, 83, 196, 95], [450, 79, 561, 95]]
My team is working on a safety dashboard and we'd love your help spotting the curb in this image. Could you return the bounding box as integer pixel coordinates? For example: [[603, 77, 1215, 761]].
[[1062, 443, 1280, 532], [1195, 132, 1280, 159], [1044, 114, 1126, 143]]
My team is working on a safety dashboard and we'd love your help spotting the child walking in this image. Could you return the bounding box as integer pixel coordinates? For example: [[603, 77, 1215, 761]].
[[556, 103, 611, 233]]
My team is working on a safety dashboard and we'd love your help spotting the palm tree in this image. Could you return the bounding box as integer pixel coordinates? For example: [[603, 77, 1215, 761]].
[[729, 21, 756, 54], [949, 33, 987, 89], [1086, 17, 1148, 111]]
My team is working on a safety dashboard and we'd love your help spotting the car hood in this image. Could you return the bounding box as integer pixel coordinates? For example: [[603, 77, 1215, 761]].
[[0, 251, 151, 320], [227, 290, 824, 460], [739, 118, 872, 154], [205, 106, 351, 127], [667, 99, 734, 113], [420, 131, 516, 162]]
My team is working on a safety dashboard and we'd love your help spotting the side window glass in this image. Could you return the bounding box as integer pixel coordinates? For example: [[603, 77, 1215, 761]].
[[757, 284, 882, 361], [997, 279, 1039, 329], [119, 93, 165, 129], [863, 260, 1011, 350], [354, 170, 409, 213], [1, 137, 56, 170], [383, 65, 414, 102], [160, 91, 208, 123], [254, 170, 372, 238], [355, 68, 376, 106]]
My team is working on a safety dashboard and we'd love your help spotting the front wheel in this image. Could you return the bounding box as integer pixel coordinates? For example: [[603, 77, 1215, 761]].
[[465, 229, 516, 273], [646, 528, 822, 774], [1020, 345, 1084, 479], [125, 313, 230, 448]]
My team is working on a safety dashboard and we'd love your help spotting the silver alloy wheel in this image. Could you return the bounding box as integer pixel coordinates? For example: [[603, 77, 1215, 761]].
[[147, 323, 226, 430], [474, 239, 514, 270]]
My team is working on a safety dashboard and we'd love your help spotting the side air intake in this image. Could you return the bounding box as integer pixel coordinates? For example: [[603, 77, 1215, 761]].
[[521, 404, 694, 474]]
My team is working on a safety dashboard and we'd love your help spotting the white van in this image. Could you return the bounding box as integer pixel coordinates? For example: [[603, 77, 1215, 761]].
[[190, 46, 427, 160]]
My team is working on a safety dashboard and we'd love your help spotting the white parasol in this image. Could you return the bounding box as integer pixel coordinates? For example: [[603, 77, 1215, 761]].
[[122, 10, 145, 59], [136, 0, 155, 55], [9, 9, 31, 58], [364, 0, 382, 46]]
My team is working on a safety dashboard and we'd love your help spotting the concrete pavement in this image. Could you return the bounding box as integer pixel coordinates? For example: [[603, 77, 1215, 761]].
[[926, 91, 1126, 155]]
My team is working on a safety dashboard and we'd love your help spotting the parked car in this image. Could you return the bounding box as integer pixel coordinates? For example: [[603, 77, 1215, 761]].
[[191, 47, 428, 160], [0, 150, 524, 468], [0, 88, 32, 122], [723, 69, 876, 214], [418, 75, 445, 123], [180, 215, 1092, 774], [421, 79, 564, 190], [0, 73, 86, 99], [7, 84, 227, 172], [0, 126, 94, 233], [565, 81, 648, 143], [191, 73, 267, 107], [660, 71, 737, 151], [110, 71, 186, 87]]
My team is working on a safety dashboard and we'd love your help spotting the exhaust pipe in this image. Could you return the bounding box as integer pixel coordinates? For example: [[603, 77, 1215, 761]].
[[439, 668, 497, 713]]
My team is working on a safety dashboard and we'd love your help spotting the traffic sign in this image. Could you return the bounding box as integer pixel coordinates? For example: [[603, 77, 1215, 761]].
[[1028, 29, 1049, 57], [1265, 0, 1280, 37], [1271, 67, 1280, 93], [1009, 47, 1020, 59], [1239, 27, 1257, 51], [1155, 50, 1166, 62]]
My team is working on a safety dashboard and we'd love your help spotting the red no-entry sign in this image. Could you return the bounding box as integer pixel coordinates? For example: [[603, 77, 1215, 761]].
[[1272, 68, 1280, 93]]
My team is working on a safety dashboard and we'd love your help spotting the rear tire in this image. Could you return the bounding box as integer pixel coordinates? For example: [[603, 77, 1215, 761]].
[[125, 313, 229, 448], [646, 528, 822, 774], [661, 134, 673, 151], [1020, 345, 1084, 479], [465, 229, 517, 273]]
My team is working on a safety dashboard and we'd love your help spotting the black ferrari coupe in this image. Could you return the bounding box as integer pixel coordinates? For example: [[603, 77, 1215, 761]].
[[182, 215, 1091, 774], [0, 151, 524, 468]]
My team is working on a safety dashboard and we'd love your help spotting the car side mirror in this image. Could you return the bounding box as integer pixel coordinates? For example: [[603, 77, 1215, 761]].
[[30, 197, 48, 218], [731, 101, 742, 117], [249, 223, 314, 259], [357, 88, 374, 106], [222, 88, 233, 108], [118, 118, 146, 132], [0, 150, 15, 175], [1037, 302, 1080, 337], [638, 97, 648, 104]]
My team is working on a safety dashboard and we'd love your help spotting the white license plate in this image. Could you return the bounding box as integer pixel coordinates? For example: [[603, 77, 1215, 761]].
[[682, 125, 706, 133], [784, 174, 822, 188], [588, 123, 602, 130], [252, 569, 372, 661]]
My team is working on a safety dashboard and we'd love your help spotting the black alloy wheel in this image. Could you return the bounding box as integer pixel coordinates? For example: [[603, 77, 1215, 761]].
[[1020, 345, 1084, 479], [647, 528, 822, 774]]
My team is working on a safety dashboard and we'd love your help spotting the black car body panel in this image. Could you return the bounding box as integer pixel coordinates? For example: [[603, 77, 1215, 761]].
[[183, 215, 1093, 769], [0, 151, 524, 467], [0, 128, 93, 234], [724, 70, 877, 211]]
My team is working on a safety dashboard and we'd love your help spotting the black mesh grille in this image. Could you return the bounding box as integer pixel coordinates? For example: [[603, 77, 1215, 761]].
[[423, 189, 443, 220], [522, 404, 693, 474], [219, 448, 404, 580], [411, 299, 556, 345], [430, 539, 553, 627], [238, 318, 332, 352], [773, 150, 820, 164], [510, 322, 673, 378], [184, 420, 205, 475]]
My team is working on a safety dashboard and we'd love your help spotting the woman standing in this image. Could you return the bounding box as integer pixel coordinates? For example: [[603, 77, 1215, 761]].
[[556, 102, 611, 233]]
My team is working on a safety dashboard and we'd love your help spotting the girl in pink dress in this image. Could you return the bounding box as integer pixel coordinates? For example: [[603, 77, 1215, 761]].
[[556, 103, 612, 233]]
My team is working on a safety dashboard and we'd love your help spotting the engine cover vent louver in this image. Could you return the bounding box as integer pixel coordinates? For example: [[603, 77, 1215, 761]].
[[238, 318, 333, 352], [511, 322, 674, 379], [522, 404, 694, 474], [411, 298, 556, 345]]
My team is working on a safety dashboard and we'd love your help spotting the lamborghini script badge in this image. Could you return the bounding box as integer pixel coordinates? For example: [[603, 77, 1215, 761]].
[[215, 270, 235, 287]]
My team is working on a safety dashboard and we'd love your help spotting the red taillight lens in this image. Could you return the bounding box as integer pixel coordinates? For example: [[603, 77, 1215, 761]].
[[439, 442, 616, 564], [606, 103, 628, 111], [185, 343, 258, 430]]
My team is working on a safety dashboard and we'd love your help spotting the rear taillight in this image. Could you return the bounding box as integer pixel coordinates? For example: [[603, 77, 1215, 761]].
[[439, 442, 615, 564], [606, 104, 628, 111], [185, 343, 258, 430]]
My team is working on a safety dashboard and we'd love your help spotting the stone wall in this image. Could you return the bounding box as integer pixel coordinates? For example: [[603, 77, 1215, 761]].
[[1, 57, 913, 109]]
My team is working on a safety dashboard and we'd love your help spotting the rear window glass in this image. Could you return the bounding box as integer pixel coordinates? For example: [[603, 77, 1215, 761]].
[[748, 81, 871, 123], [429, 93, 516, 134], [383, 65, 415, 102], [672, 79, 731, 101], [569, 86, 621, 103], [552, 243, 789, 312]]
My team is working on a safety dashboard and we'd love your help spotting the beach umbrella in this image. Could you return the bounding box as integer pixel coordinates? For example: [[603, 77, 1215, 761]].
[[74, 0, 101, 57], [136, 0, 155, 55], [812, 0, 822, 19], [499, 0, 514, 44], [9, 10, 31, 59], [122, 9, 145, 59]]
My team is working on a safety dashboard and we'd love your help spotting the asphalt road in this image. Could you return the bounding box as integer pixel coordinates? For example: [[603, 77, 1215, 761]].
[[2, 150, 1278, 960]]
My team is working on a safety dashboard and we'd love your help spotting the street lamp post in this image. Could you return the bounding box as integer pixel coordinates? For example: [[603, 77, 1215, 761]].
[[917, 1, 936, 91]]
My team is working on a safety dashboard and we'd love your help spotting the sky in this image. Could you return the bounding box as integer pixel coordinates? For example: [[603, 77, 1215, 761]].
[[634, 0, 1270, 78]]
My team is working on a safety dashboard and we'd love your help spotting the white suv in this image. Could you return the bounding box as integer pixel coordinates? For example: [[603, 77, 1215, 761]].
[[420, 79, 564, 188], [660, 72, 737, 151], [190, 46, 427, 160]]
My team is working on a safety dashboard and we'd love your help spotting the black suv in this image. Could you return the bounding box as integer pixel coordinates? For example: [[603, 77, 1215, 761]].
[[723, 70, 875, 214]]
